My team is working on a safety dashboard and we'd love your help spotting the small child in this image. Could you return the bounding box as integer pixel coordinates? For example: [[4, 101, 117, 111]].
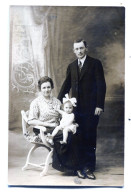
[[46, 94, 78, 145]]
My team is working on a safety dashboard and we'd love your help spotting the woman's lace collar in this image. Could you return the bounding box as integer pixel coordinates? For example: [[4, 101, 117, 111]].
[[39, 95, 54, 104]]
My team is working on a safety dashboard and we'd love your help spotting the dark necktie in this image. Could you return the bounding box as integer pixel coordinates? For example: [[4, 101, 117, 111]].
[[78, 60, 82, 72]]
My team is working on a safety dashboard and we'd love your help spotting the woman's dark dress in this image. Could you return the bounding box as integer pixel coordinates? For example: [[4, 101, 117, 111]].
[[52, 128, 85, 173]]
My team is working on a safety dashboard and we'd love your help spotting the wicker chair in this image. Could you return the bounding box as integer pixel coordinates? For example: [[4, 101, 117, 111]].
[[21, 110, 53, 176]]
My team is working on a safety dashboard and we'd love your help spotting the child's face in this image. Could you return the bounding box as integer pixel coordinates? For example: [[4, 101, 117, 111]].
[[63, 102, 73, 114]]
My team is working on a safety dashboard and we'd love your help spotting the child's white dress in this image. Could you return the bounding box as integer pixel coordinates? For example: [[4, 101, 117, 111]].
[[59, 112, 78, 134]]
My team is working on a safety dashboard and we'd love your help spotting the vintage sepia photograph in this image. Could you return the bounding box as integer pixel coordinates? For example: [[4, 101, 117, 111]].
[[8, 5, 125, 187]]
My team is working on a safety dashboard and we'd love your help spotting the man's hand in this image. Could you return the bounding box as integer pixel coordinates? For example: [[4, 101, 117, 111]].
[[94, 107, 103, 116]]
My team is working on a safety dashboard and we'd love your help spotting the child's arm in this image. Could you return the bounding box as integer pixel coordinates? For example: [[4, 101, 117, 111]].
[[55, 108, 64, 115]]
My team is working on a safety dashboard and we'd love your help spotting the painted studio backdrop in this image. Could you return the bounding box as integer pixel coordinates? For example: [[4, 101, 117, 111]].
[[9, 6, 125, 185]]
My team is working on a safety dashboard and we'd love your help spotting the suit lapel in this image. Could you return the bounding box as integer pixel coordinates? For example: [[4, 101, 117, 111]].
[[72, 60, 79, 81], [79, 55, 89, 80]]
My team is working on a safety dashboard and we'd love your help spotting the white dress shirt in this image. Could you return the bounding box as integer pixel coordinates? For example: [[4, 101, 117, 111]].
[[78, 55, 87, 68]]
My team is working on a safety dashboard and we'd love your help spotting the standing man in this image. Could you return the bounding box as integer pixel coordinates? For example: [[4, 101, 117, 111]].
[[58, 39, 106, 179]]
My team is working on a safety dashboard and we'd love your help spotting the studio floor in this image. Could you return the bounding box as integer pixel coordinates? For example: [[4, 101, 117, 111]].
[[8, 128, 124, 187]]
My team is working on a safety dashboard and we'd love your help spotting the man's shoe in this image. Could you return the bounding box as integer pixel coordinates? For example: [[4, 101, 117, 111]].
[[84, 168, 96, 180], [76, 170, 86, 179]]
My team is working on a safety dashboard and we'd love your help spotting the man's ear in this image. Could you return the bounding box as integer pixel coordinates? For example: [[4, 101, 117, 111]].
[[85, 47, 88, 52]]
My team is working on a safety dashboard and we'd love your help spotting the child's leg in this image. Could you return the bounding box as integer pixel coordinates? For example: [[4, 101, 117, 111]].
[[60, 127, 70, 144], [46, 126, 62, 145], [51, 126, 62, 137]]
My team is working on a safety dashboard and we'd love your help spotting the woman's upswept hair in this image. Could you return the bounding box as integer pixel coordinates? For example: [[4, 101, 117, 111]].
[[38, 76, 54, 91]]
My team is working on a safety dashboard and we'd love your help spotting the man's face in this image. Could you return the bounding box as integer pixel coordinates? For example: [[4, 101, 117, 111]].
[[73, 41, 87, 59]]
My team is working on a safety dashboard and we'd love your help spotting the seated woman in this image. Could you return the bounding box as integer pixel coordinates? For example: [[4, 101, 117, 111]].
[[23, 76, 85, 179], [25, 76, 61, 143]]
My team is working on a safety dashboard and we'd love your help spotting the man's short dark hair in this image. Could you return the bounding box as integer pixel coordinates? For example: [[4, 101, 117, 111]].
[[38, 76, 54, 91], [74, 38, 88, 48]]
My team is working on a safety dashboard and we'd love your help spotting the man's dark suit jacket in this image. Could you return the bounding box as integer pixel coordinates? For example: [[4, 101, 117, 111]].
[[57, 55, 106, 171], [58, 55, 106, 116]]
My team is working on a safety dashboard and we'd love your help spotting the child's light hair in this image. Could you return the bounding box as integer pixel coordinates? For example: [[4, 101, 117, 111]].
[[62, 94, 77, 107]]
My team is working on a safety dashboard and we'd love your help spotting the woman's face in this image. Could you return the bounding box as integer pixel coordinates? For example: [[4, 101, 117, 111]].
[[41, 81, 52, 98]]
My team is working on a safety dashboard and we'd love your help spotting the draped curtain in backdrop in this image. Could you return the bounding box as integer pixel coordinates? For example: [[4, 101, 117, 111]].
[[10, 6, 65, 96]]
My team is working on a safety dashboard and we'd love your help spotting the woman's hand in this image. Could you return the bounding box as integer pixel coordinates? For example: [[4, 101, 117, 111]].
[[43, 121, 58, 128], [47, 118, 56, 123]]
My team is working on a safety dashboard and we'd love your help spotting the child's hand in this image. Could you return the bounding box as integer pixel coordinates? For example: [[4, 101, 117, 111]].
[[76, 123, 79, 127], [54, 108, 60, 112]]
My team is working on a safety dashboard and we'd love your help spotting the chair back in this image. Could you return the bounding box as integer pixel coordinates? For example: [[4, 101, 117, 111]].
[[21, 110, 52, 149], [21, 110, 29, 135]]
